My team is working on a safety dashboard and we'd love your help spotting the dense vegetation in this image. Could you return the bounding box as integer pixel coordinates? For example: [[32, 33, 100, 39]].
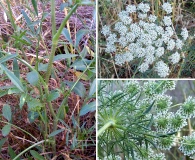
[[0, 0, 96, 159]]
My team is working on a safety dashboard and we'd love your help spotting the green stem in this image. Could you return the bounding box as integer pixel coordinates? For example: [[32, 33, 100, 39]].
[[155, 0, 159, 17], [38, 110, 46, 124], [170, 103, 183, 108], [5, 0, 17, 30], [16, 57, 56, 119], [132, 58, 144, 78], [45, 3, 79, 84], [13, 140, 48, 160], [98, 120, 116, 137], [51, 0, 56, 37]]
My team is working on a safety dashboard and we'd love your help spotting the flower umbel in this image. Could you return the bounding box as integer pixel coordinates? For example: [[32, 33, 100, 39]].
[[179, 132, 195, 157], [102, 2, 188, 78]]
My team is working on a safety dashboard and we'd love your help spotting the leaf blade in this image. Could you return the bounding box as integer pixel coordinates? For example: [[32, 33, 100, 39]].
[[31, 0, 38, 16], [0, 64, 24, 92], [75, 29, 89, 47], [21, 10, 35, 33], [2, 124, 11, 136], [89, 79, 96, 97], [79, 101, 96, 116], [30, 150, 45, 160], [13, 58, 20, 79], [0, 54, 18, 64], [27, 70, 39, 86], [61, 28, 73, 44], [2, 104, 12, 121], [65, 80, 86, 98], [0, 138, 6, 152], [47, 90, 60, 102], [48, 129, 65, 137], [53, 54, 78, 62]]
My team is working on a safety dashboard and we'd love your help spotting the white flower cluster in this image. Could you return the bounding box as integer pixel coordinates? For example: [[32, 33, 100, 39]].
[[179, 132, 195, 157], [162, 2, 172, 14], [179, 96, 195, 118], [102, 2, 189, 78], [155, 136, 175, 150]]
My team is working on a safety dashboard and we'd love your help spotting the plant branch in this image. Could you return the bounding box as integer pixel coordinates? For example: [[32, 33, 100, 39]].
[[45, 3, 79, 84], [13, 140, 48, 160], [98, 120, 116, 137]]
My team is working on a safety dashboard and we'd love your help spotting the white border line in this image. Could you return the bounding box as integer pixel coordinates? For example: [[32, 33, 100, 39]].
[[96, 0, 98, 159], [97, 78, 193, 80]]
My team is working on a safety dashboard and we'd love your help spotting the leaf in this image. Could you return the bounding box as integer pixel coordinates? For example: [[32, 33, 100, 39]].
[[143, 101, 155, 114], [13, 58, 20, 79], [42, 12, 49, 20], [0, 54, 18, 64], [90, 68, 96, 73], [72, 115, 79, 128], [28, 111, 39, 123], [0, 90, 8, 97], [58, 119, 71, 130], [47, 90, 60, 102], [0, 85, 15, 90], [146, 114, 154, 128], [27, 98, 42, 111], [79, 101, 96, 116], [8, 87, 21, 94], [79, 46, 88, 58], [22, 35, 32, 44], [66, 131, 70, 146], [21, 10, 35, 33], [31, 0, 38, 16], [71, 133, 77, 149], [62, 28, 73, 44], [8, 146, 18, 160], [48, 129, 65, 137], [86, 69, 95, 81], [27, 70, 39, 86], [130, 147, 135, 160], [19, 93, 27, 109], [71, 60, 87, 71], [2, 104, 12, 121], [74, 71, 89, 80], [30, 150, 45, 160], [60, 3, 71, 11], [0, 138, 6, 152], [75, 29, 89, 47], [0, 64, 24, 92], [53, 54, 78, 61], [12, 35, 31, 45], [38, 63, 48, 71], [157, 131, 177, 137], [64, 80, 86, 98], [2, 124, 11, 136], [57, 105, 67, 120], [89, 79, 96, 97]]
